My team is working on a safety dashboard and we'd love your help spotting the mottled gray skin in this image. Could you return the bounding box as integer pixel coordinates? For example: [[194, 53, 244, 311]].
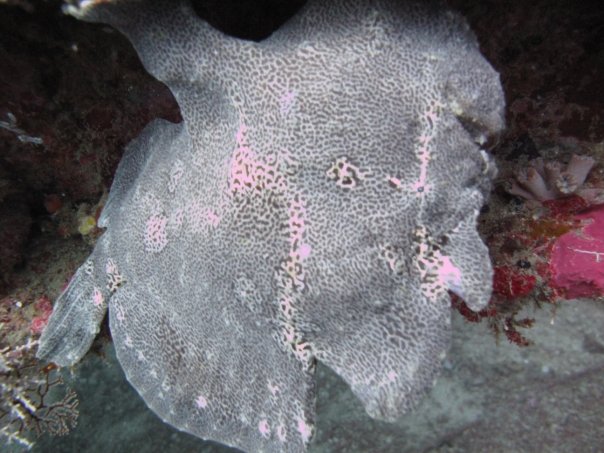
[[38, 0, 504, 451]]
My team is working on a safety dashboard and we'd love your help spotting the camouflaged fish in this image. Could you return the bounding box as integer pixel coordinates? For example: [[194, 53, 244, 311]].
[[38, 0, 505, 451]]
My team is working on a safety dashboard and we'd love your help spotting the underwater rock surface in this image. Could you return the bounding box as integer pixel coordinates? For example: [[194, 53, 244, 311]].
[[37, 0, 504, 451]]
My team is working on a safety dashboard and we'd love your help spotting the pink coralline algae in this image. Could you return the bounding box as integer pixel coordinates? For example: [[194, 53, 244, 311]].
[[29, 295, 53, 335], [549, 204, 604, 299]]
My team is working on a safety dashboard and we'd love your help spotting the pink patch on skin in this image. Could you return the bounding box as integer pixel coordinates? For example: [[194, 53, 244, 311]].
[[411, 181, 432, 195], [296, 417, 312, 443], [229, 146, 255, 192], [106, 259, 117, 275], [410, 102, 440, 195], [206, 209, 220, 226], [386, 371, 397, 383], [295, 342, 308, 354], [412, 149, 431, 194], [437, 256, 463, 292], [280, 90, 297, 115], [267, 382, 280, 396], [144, 213, 169, 253], [283, 325, 295, 343], [229, 122, 283, 195], [229, 146, 257, 190], [388, 176, 402, 188], [280, 296, 294, 318], [92, 287, 104, 307], [195, 394, 208, 409], [418, 134, 431, 144], [298, 243, 311, 260], [258, 419, 270, 438], [550, 204, 604, 298], [288, 216, 303, 232]]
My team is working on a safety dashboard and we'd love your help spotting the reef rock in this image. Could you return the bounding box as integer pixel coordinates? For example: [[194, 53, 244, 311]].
[[38, 0, 504, 451]]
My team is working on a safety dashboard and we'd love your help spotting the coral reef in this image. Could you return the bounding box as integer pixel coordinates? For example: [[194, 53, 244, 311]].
[[503, 153, 604, 299], [445, 0, 604, 347], [506, 154, 603, 204], [504, 154, 604, 300], [455, 151, 604, 346]]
